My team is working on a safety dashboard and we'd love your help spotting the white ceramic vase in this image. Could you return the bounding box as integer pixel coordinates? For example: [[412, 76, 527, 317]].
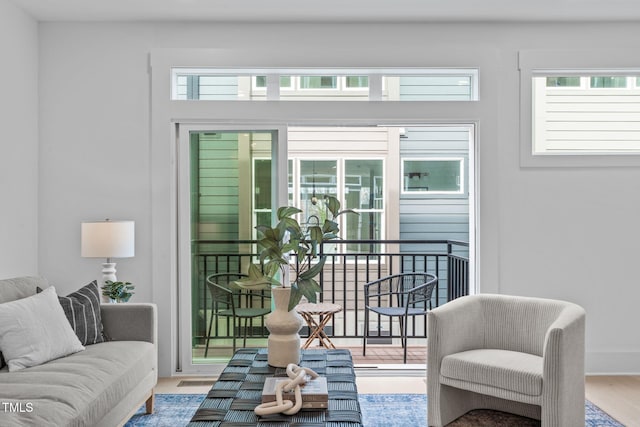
[[266, 287, 304, 367]]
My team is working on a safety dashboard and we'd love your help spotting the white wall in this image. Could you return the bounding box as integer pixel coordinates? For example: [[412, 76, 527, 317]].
[[37, 21, 640, 376], [38, 24, 153, 295], [0, 0, 39, 278]]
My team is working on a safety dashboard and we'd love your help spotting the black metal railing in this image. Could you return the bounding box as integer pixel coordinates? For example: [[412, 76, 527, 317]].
[[192, 239, 469, 344]]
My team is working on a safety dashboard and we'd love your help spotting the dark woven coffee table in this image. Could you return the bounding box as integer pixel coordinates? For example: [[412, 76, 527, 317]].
[[187, 347, 363, 427]]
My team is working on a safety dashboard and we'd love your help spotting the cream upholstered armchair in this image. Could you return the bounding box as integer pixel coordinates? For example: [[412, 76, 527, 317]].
[[427, 294, 585, 427]]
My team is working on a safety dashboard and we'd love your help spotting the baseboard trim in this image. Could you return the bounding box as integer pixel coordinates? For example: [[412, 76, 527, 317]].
[[586, 351, 640, 375]]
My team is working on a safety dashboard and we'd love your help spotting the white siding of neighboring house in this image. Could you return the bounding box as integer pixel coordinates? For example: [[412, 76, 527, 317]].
[[399, 126, 471, 304], [175, 75, 240, 100], [398, 76, 474, 101], [196, 133, 240, 241], [533, 78, 640, 152], [399, 126, 470, 242]]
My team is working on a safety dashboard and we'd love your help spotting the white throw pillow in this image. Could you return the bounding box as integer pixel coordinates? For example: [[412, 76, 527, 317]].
[[0, 286, 85, 371]]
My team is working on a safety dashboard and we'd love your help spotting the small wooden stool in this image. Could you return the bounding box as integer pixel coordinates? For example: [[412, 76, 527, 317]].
[[295, 303, 342, 349]]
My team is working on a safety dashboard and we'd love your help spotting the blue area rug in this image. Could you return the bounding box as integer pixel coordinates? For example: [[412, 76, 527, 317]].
[[125, 393, 623, 426]]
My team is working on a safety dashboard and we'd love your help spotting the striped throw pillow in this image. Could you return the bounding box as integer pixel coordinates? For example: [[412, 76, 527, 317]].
[[38, 281, 105, 345]]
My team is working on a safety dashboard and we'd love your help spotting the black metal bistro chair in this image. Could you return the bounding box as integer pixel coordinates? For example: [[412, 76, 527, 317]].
[[363, 272, 438, 363], [204, 273, 271, 357]]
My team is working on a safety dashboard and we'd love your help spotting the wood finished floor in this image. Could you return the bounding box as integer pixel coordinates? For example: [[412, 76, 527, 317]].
[[350, 345, 427, 365], [161, 346, 640, 427], [586, 375, 640, 427]]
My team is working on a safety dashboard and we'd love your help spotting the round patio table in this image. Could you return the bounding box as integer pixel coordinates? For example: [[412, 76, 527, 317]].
[[295, 302, 342, 349]]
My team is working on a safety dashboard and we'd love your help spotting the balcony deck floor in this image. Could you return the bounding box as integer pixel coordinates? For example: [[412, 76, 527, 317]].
[[193, 343, 427, 366]]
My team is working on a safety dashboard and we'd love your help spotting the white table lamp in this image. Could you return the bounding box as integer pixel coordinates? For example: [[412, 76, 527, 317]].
[[81, 219, 135, 283]]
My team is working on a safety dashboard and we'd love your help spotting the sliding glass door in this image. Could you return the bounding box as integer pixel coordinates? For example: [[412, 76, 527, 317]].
[[176, 123, 474, 373], [177, 124, 286, 374]]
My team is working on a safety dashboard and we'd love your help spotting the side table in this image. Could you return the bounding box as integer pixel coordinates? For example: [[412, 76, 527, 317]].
[[295, 303, 342, 349]]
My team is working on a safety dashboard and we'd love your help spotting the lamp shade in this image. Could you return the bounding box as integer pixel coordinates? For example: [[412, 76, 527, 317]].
[[81, 220, 135, 259]]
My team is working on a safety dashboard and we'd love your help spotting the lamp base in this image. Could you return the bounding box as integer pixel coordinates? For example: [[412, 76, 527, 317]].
[[101, 262, 118, 284]]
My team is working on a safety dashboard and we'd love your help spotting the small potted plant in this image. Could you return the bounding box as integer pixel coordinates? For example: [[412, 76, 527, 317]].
[[101, 280, 135, 303]]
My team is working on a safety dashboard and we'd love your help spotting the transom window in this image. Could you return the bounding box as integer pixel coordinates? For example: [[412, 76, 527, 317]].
[[172, 68, 478, 101]]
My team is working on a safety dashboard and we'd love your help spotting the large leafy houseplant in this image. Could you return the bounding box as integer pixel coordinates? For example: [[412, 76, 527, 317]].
[[237, 195, 356, 311]]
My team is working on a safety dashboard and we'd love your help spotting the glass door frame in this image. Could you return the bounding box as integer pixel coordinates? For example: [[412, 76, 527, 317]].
[[176, 123, 288, 375]]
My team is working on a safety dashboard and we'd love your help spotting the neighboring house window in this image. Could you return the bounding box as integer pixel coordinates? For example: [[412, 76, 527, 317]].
[[252, 157, 386, 253], [299, 160, 338, 236], [253, 159, 294, 238], [253, 159, 272, 234], [401, 158, 464, 194], [590, 76, 627, 88], [253, 76, 293, 89], [546, 77, 580, 87], [345, 76, 369, 89], [344, 159, 384, 253], [297, 158, 385, 254], [299, 76, 338, 89]]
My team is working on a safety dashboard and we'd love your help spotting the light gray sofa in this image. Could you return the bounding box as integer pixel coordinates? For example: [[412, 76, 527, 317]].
[[0, 276, 157, 427], [427, 294, 586, 427]]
